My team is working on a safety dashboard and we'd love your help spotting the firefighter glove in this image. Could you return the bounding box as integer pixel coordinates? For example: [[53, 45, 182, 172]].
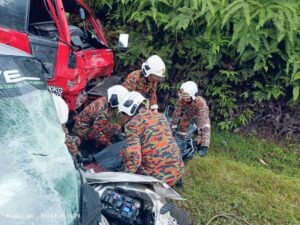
[[197, 146, 208, 157]]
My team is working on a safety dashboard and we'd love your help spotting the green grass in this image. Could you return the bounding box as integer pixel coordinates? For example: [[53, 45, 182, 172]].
[[211, 131, 300, 179], [176, 130, 300, 225]]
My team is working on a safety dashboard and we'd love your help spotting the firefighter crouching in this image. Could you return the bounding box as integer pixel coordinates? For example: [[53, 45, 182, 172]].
[[122, 55, 166, 112], [72, 85, 129, 148], [118, 91, 184, 186], [171, 81, 211, 157]]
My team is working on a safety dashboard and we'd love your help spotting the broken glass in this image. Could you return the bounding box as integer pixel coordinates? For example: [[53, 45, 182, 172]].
[[0, 55, 80, 225]]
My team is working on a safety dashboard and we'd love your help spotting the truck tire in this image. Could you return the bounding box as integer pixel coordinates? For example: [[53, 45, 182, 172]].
[[170, 206, 194, 225]]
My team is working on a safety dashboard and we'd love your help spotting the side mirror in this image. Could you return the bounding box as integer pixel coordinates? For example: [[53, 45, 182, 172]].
[[79, 8, 86, 20], [118, 34, 129, 49]]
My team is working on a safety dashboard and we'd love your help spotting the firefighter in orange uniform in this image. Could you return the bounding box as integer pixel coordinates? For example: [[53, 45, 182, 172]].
[[72, 85, 129, 147], [122, 55, 166, 111], [171, 81, 211, 156], [118, 91, 184, 186]]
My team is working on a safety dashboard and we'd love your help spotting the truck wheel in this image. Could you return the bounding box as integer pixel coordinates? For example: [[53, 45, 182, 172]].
[[170, 207, 194, 225]]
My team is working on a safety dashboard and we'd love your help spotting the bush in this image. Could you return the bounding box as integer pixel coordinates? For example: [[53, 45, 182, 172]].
[[87, 0, 300, 130]]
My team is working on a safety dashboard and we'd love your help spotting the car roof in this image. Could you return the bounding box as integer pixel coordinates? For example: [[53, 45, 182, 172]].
[[0, 44, 32, 57]]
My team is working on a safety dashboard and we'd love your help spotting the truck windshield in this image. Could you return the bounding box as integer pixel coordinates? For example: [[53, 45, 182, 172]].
[[0, 0, 28, 31], [0, 55, 80, 225]]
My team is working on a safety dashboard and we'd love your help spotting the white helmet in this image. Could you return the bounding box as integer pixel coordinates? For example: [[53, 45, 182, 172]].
[[180, 81, 198, 100], [118, 91, 149, 116], [52, 93, 69, 124], [142, 55, 166, 78], [107, 85, 129, 108]]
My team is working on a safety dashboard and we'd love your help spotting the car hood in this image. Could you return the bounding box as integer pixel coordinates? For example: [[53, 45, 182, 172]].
[[83, 171, 183, 200]]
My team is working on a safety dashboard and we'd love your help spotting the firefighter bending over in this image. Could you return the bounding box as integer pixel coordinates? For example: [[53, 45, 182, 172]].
[[118, 91, 184, 186], [72, 85, 129, 148]]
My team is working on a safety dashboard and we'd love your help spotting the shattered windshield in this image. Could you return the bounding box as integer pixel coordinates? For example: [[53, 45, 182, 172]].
[[0, 56, 80, 225]]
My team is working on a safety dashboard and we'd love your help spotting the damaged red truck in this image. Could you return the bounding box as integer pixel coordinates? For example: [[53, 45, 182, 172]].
[[0, 0, 122, 110]]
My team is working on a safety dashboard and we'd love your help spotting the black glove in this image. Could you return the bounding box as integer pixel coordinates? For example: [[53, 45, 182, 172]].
[[197, 145, 208, 157]]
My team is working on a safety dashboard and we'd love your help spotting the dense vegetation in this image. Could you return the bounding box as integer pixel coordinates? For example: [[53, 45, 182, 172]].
[[87, 0, 300, 137]]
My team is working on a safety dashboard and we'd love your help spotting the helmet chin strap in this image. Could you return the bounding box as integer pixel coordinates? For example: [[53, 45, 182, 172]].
[[179, 95, 193, 103], [144, 74, 152, 84], [146, 75, 160, 85], [141, 69, 147, 77]]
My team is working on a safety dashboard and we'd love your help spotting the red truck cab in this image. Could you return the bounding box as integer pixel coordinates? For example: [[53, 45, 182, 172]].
[[0, 0, 114, 110]]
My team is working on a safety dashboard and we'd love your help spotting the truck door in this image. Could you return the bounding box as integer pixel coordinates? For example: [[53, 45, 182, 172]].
[[27, 0, 63, 79]]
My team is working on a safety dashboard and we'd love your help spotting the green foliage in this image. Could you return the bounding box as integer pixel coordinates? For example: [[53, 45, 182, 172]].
[[218, 109, 254, 130], [88, 0, 300, 129]]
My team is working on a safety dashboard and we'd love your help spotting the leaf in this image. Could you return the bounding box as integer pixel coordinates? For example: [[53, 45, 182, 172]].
[[221, 0, 244, 27], [293, 86, 299, 101], [293, 73, 300, 81], [243, 4, 251, 26], [207, 0, 216, 16]]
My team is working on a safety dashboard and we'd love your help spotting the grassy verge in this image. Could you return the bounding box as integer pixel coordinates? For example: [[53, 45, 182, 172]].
[[176, 130, 300, 225], [211, 131, 300, 179]]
